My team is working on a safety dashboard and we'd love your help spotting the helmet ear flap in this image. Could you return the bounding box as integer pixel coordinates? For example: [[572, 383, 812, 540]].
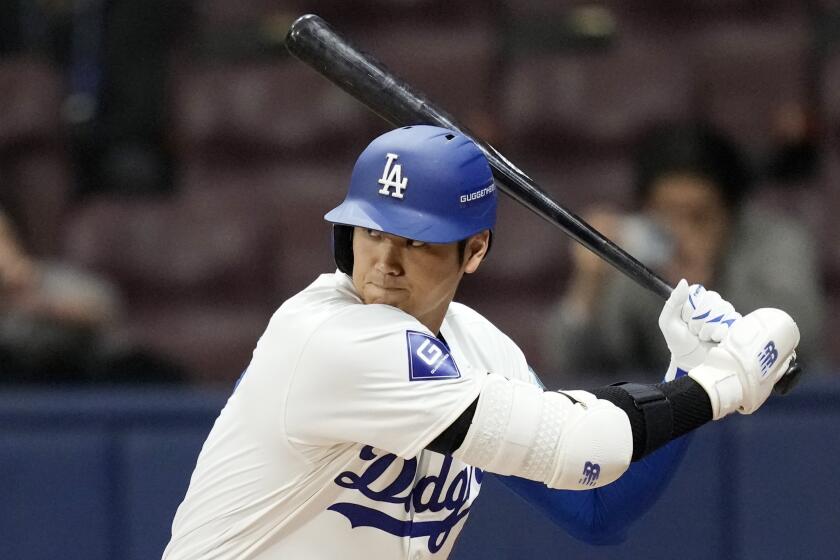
[[333, 225, 354, 275]]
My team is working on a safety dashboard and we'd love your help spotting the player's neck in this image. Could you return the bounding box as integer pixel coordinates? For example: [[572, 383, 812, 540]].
[[414, 304, 449, 336]]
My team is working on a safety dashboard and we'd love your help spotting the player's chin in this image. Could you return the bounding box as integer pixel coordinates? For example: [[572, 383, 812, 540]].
[[362, 285, 410, 307]]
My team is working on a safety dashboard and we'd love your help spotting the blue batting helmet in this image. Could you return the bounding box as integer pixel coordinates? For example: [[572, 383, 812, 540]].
[[325, 125, 497, 243]]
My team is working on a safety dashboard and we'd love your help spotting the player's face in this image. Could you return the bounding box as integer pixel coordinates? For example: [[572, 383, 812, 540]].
[[352, 227, 489, 332], [645, 173, 730, 285]]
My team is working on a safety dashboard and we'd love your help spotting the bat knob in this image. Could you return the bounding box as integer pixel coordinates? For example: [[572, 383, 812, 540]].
[[773, 355, 803, 396]]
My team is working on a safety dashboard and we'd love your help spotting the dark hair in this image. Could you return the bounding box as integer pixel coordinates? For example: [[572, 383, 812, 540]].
[[456, 238, 468, 260], [633, 122, 752, 210]]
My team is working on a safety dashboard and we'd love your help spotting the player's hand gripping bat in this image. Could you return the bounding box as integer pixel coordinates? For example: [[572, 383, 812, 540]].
[[284, 14, 802, 395]]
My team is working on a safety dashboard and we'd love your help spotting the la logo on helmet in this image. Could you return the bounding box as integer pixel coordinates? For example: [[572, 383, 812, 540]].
[[377, 153, 408, 199]]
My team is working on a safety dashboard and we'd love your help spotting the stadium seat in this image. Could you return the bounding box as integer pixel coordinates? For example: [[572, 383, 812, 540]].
[[687, 16, 811, 154], [64, 191, 278, 303], [190, 0, 285, 27], [346, 21, 499, 125], [177, 158, 348, 298], [501, 26, 692, 153], [62, 188, 282, 383], [169, 60, 371, 159]]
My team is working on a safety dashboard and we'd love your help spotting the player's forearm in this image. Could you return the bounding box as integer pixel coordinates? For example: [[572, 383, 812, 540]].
[[449, 374, 634, 490], [592, 376, 711, 461], [436, 374, 711, 491], [495, 435, 690, 544]]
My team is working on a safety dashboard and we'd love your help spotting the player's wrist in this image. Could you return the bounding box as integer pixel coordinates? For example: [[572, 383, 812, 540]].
[[687, 348, 744, 420], [670, 340, 709, 374], [663, 358, 691, 382]]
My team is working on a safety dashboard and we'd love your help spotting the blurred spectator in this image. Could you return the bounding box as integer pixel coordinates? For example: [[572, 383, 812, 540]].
[[0, 210, 181, 384], [540, 122, 825, 384]]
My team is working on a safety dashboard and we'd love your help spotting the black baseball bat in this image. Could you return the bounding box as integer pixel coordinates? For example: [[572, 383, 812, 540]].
[[284, 14, 801, 394]]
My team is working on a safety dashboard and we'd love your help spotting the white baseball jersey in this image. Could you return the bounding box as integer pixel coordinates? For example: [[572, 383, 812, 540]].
[[163, 272, 534, 559]]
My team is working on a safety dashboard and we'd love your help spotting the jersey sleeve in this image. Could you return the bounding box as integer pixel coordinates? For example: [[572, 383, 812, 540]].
[[495, 434, 691, 543], [443, 302, 534, 385], [284, 304, 484, 459]]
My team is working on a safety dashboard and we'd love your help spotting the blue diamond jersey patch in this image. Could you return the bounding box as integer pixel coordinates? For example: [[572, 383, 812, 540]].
[[406, 331, 461, 381]]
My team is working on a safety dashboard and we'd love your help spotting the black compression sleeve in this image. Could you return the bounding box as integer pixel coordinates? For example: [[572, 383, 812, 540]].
[[426, 398, 478, 455], [658, 376, 715, 438], [593, 376, 713, 461]]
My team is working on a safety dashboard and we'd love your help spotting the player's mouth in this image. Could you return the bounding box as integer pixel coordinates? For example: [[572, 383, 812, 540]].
[[362, 283, 410, 308], [365, 275, 408, 289], [367, 282, 407, 292]]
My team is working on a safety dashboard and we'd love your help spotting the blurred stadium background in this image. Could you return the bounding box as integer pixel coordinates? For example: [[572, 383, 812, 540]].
[[2, 1, 840, 558]]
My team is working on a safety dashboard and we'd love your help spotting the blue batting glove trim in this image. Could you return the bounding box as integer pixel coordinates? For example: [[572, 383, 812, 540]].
[[675, 367, 689, 378], [691, 310, 711, 320]]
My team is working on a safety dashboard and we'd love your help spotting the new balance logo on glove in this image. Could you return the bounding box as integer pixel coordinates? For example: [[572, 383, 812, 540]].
[[757, 341, 779, 378]]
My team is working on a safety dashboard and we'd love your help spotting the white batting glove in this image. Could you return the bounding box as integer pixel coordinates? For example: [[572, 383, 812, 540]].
[[683, 283, 741, 342], [658, 279, 742, 381], [688, 308, 800, 420]]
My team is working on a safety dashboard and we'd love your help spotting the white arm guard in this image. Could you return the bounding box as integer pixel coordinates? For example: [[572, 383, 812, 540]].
[[453, 373, 632, 490]]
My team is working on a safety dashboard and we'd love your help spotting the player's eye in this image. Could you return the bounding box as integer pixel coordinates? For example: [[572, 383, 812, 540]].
[[366, 229, 381, 238], [409, 239, 426, 248]]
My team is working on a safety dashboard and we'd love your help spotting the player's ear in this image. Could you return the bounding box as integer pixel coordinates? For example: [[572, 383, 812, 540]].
[[463, 230, 490, 274]]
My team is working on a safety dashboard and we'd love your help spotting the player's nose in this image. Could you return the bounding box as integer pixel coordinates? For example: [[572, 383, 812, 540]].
[[374, 238, 404, 275]]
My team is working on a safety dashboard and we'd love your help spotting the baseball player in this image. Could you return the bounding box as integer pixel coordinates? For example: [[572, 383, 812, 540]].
[[163, 126, 800, 559]]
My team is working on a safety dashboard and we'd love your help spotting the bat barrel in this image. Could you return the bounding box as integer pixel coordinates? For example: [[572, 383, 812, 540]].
[[285, 15, 462, 133]]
